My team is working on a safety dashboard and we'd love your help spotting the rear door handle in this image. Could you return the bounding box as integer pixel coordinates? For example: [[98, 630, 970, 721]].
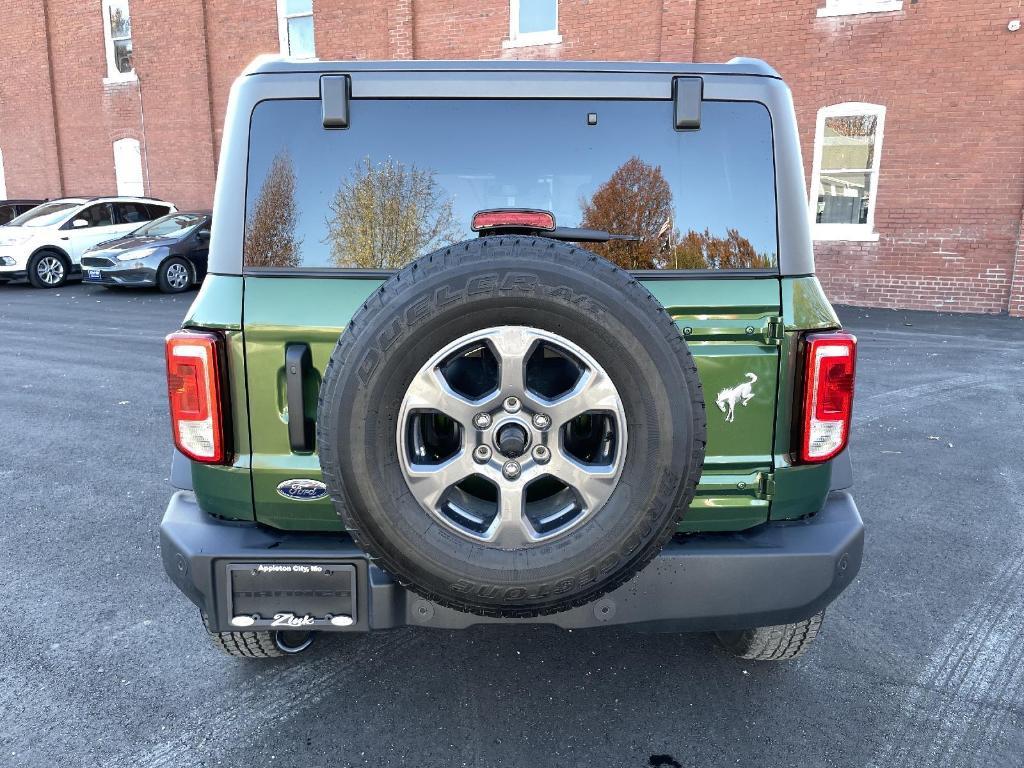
[[285, 344, 313, 453]]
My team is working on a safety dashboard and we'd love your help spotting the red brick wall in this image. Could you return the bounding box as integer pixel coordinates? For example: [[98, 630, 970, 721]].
[[694, 0, 1024, 315], [44, 0, 144, 198], [0, 0, 63, 198], [0, 0, 1020, 314], [203, 1, 279, 162], [131, 1, 218, 209]]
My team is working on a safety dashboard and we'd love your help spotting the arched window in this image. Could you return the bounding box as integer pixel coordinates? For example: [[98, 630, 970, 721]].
[[808, 102, 886, 242], [113, 138, 144, 196]]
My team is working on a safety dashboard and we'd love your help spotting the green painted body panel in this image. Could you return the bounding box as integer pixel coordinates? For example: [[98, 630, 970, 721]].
[[769, 276, 842, 520], [178, 272, 847, 532], [180, 308, 254, 520], [182, 274, 244, 330], [241, 275, 783, 532], [781, 275, 840, 332]]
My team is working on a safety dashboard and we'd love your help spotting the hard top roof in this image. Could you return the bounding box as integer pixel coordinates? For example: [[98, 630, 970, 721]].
[[244, 56, 780, 79]]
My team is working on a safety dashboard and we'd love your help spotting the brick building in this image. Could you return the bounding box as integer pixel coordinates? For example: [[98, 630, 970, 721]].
[[0, 0, 1021, 315]]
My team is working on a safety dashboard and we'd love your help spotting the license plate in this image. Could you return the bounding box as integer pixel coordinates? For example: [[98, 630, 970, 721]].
[[228, 562, 356, 628], [86, 270, 101, 280]]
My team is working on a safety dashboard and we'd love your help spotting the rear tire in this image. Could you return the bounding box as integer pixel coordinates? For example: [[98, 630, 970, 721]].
[[202, 614, 313, 659], [27, 251, 69, 289], [157, 257, 192, 293], [715, 611, 825, 661]]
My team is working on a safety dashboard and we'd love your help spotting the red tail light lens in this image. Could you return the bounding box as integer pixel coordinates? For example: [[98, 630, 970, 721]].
[[166, 330, 227, 464], [800, 332, 857, 463], [471, 209, 556, 232]]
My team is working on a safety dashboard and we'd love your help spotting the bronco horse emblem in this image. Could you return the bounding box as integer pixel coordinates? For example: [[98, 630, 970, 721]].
[[716, 373, 757, 423]]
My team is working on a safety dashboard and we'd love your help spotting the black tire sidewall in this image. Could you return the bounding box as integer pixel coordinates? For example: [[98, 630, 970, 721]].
[[158, 257, 192, 293], [28, 251, 68, 289], [319, 238, 705, 615]]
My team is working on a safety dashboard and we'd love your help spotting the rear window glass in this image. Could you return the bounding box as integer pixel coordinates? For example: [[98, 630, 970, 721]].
[[244, 99, 777, 272]]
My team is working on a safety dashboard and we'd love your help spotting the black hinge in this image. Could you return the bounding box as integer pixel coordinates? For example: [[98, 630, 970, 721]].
[[673, 76, 703, 130], [321, 75, 350, 129], [764, 317, 785, 346], [756, 473, 775, 500]]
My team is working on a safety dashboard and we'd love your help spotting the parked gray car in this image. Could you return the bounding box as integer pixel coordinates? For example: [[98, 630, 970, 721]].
[[81, 211, 211, 293]]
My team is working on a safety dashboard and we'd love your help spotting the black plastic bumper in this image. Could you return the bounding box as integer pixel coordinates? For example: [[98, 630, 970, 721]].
[[160, 490, 864, 633]]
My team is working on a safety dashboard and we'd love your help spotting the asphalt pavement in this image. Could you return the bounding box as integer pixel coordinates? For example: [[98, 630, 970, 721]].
[[1, 279, 1022, 768]]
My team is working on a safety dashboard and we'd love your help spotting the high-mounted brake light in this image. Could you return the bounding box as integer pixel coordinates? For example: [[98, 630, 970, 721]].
[[800, 332, 857, 463], [471, 209, 556, 232], [165, 330, 227, 464]]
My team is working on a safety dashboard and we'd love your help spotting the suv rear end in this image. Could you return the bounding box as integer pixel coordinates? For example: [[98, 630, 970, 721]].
[[159, 57, 863, 660]]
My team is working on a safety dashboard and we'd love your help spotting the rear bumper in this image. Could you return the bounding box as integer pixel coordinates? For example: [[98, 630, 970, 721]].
[[160, 490, 864, 633]]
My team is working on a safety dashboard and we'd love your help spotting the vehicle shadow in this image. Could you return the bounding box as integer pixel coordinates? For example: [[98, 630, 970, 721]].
[[187, 622, 871, 768]]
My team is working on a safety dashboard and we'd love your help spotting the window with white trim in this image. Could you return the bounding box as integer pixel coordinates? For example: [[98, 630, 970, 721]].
[[809, 103, 885, 242], [0, 148, 7, 199], [817, 1, 903, 18], [505, 0, 561, 48], [102, 0, 135, 81], [277, 0, 316, 59], [113, 138, 144, 197]]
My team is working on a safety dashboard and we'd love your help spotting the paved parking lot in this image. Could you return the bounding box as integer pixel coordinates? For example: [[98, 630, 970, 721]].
[[1, 280, 1022, 768]]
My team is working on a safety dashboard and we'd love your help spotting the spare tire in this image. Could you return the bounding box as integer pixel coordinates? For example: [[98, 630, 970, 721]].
[[317, 237, 706, 617]]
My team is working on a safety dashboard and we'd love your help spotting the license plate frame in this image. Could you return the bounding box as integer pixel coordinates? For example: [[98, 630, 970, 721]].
[[86, 269, 101, 281], [226, 562, 357, 630]]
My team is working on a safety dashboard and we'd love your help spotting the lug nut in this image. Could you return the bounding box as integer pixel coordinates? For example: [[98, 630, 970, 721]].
[[532, 413, 551, 430], [532, 445, 550, 464], [502, 460, 521, 480], [473, 412, 492, 429], [503, 396, 521, 413], [474, 445, 492, 464]]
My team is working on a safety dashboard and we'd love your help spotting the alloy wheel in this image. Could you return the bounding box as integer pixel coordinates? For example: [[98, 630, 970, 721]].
[[397, 326, 627, 549], [37, 256, 65, 286]]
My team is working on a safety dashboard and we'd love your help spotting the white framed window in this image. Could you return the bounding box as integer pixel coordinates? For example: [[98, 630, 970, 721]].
[[809, 103, 886, 242], [113, 138, 144, 196], [102, 0, 135, 82], [817, 1, 903, 18], [0, 148, 7, 198], [504, 0, 561, 48], [277, 0, 316, 59]]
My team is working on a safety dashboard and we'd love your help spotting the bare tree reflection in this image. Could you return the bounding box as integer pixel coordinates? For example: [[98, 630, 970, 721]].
[[580, 156, 672, 270], [244, 152, 302, 268], [325, 157, 460, 269]]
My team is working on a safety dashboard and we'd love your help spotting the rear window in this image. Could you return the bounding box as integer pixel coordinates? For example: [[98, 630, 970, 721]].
[[244, 99, 777, 272]]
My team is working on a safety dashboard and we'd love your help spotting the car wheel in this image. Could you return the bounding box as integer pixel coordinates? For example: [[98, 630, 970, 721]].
[[27, 251, 69, 289], [157, 257, 193, 294], [715, 611, 825, 661], [317, 236, 707, 618], [201, 613, 313, 659]]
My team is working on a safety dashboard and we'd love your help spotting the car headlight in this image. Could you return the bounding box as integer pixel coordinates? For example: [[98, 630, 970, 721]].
[[117, 245, 166, 262], [0, 256, 15, 266]]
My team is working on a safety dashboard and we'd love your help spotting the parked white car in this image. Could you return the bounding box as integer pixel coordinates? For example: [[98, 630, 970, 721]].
[[0, 197, 175, 288]]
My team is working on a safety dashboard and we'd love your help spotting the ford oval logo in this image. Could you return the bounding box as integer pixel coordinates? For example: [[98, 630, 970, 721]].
[[276, 479, 329, 501]]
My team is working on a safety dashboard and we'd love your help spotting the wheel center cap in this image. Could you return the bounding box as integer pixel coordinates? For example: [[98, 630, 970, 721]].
[[495, 423, 528, 458]]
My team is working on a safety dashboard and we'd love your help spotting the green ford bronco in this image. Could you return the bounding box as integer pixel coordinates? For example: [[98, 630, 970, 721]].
[[160, 56, 863, 661]]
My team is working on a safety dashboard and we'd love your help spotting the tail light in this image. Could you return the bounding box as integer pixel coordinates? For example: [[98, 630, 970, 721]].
[[800, 332, 857, 463], [471, 209, 556, 232], [165, 330, 227, 464]]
